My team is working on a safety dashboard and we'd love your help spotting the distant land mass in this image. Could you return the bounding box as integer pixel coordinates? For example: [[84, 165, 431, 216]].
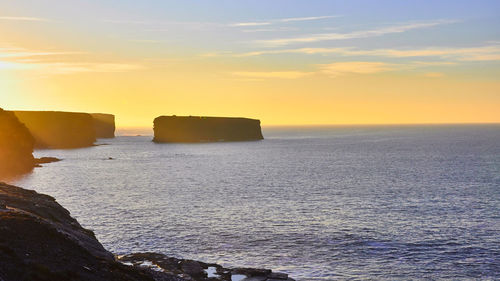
[[153, 115, 264, 143], [91, 113, 116, 138], [12, 111, 116, 148]]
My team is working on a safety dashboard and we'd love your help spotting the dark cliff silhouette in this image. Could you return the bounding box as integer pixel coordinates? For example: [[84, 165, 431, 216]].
[[13, 111, 97, 148], [0, 183, 165, 281], [153, 116, 264, 143], [0, 108, 35, 178], [91, 113, 116, 138]]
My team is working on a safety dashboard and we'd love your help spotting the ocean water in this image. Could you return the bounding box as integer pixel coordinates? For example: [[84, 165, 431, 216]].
[[11, 125, 500, 280]]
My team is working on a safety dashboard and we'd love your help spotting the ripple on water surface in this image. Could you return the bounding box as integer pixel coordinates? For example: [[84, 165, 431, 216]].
[[12, 125, 500, 280]]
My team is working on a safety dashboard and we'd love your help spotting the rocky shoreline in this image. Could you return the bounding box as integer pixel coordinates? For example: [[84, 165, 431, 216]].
[[118, 253, 294, 281], [0, 182, 294, 281]]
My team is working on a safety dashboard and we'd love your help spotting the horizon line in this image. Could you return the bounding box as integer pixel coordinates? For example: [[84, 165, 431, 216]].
[[116, 122, 500, 129]]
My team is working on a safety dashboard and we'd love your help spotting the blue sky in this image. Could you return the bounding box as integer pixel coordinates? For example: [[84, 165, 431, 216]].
[[2, 0, 499, 79]]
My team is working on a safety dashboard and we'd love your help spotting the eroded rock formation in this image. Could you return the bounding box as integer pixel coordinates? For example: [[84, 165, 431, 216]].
[[13, 111, 97, 148], [0, 108, 35, 178], [91, 113, 116, 138], [153, 116, 264, 143]]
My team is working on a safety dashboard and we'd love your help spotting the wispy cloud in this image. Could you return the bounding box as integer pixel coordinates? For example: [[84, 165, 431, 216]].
[[337, 45, 500, 61], [232, 71, 313, 79], [256, 20, 456, 46], [0, 16, 49, 22], [0, 60, 143, 74], [103, 15, 338, 32], [230, 15, 339, 27], [423, 72, 445, 78], [242, 27, 297, 33], [230, 60, 458, 80], [0, 47, 142, 74], [200, 51, 233, 58], [231, 22, 271, 27], [103, 19, 152, 25], [0, 48, 85, 58], [231, 62, 394, 80], [43, 63, 142, 74], [319, 61, 394, 76], [280, 16, 338, 23], [103, 19, 224, 30], [234, 44, 500, 62], [129, 39, 164, 43]]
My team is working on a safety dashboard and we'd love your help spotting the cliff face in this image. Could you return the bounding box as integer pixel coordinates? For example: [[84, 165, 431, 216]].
[[0, 108, 35, 178], [153, 116, 264, 143], [0, 182, 174, 281], [91, 113, 116, 138], [13, 111, 96, 149]]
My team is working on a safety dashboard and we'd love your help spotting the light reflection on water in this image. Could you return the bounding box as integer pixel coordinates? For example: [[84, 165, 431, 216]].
[[11, 125, 500, 280]]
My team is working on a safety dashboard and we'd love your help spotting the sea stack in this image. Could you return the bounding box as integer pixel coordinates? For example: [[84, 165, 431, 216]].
[[0, 108, 36, 177], [153, 115, 264, 143], [13, 111, 96, 149], [91, 113, 116, 138]]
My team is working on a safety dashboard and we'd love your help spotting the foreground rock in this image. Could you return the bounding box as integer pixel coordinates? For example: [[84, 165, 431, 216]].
[[91, 113, 116, 138], [0, 182, 180, 281], [34, 157, 62, 166], [0, 108, 36, 177], [153, 116, 264, 143], [13, 111, 97, 148], [119, 253, 295, 281], [0, 182, 295, 281]]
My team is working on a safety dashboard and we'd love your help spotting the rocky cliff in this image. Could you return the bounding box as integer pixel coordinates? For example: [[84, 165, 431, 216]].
[[13, 111, 97, 148], [0, 108, 36, 178], [0, 182, 294, 281], [0, 182, 171, 281], [91, 113, 116, 138], [153, 116, 264, 143]]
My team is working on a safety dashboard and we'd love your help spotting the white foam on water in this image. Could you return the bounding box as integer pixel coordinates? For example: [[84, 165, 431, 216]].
[[140, 261, 153, 267], [139, 260, 164, 272], [231, 274, 247, 281], [205, 266, 219, 278]]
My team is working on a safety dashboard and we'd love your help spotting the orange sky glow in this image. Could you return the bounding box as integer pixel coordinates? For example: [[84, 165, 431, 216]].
[[1, 1, 499, 128]]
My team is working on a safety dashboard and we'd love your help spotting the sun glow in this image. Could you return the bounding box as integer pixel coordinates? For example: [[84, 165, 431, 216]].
[[0, 1, 499, 127]]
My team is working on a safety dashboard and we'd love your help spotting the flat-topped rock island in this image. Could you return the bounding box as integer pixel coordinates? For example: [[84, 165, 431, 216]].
[[153, 116, 264, 143]]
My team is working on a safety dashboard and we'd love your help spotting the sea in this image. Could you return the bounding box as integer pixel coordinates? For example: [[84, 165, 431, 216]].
[[11, 125, 500, 280]]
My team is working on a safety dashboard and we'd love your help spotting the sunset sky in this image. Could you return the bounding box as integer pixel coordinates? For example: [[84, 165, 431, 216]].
[[1, 0, 499, 127]]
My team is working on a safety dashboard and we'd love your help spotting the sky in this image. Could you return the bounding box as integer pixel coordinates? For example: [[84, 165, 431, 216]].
[[1, 0, 499, 127]]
